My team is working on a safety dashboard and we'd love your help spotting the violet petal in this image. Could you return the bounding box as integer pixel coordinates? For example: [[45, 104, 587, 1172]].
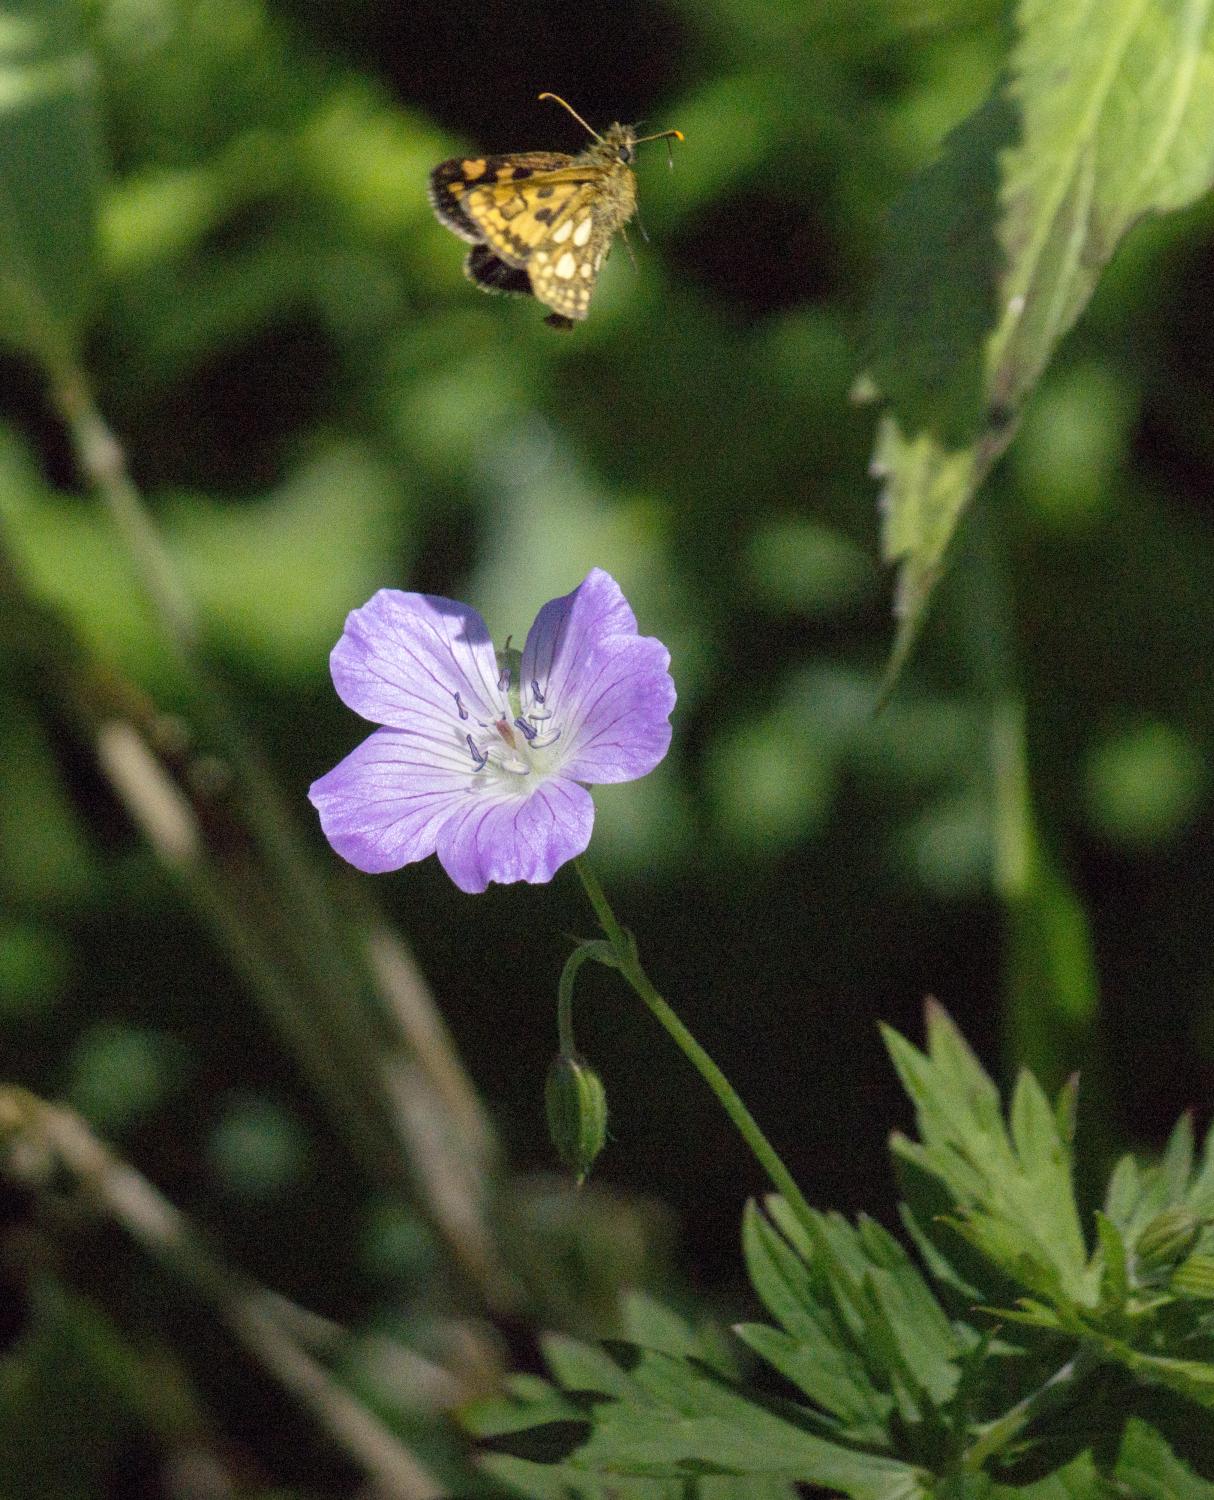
[[557, 634, 675, 784], [522, 570, 675, 785], [330, 589, 503, 728], [435, 776, 594, 893], [308, 726, 476, 874]]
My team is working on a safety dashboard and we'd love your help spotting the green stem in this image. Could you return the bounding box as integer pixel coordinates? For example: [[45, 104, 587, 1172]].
[[573, 857, 817, 1241]]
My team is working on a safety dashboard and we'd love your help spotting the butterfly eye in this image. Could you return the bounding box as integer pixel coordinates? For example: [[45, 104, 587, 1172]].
[[617, 145, 633, 163]]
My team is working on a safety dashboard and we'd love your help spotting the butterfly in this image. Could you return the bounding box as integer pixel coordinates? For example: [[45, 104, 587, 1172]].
[[428, 94, 683, 329]]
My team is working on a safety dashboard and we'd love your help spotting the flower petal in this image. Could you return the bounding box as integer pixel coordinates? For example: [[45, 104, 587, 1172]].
[[308, 726, 478, 874], [435, 776, 594, 893], [521, 568, 639, 705], [521, 570, 675, 785], [329, 589, 505, 729], [557, 635, 675, 783]]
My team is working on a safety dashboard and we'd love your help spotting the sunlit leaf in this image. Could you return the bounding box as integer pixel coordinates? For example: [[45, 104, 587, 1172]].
[[865, 0, 1214, 683]]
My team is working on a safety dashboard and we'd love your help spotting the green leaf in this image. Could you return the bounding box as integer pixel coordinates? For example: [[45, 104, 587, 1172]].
[[739, 1202, 892, 1442], [0, 0, 103, 370], [864, 0, 1214, 682], [1110, 1417, 1214, 1499], [1101, 1345, 1214, 1409], [537, 1346, 931, 1497], [1093, 1212, 1128, 1314], [883, 1004, 1092, 1305]]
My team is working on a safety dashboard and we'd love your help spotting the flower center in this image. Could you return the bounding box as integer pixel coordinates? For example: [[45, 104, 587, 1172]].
[[453, 670, 562, 783]]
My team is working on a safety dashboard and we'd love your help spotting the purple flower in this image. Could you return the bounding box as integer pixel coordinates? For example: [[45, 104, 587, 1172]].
[[309, 569, 675, 893]]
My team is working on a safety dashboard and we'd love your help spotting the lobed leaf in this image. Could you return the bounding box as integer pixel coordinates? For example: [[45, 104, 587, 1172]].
[[883, 1005, 1092, 1305]]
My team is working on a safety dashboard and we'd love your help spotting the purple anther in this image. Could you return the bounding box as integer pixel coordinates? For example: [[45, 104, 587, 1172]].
[[453, 692, 469, 721], [466, 734, 488, 771], [513, 716, 538, 742]]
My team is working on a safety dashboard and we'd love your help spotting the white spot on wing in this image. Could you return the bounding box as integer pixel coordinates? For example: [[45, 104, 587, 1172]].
[[572, 216, 592, 247], [551, 219, 574, 243], [555, 251, 577, 279]]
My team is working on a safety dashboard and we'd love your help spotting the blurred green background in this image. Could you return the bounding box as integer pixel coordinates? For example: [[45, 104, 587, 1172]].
[[3, 0, 1214, 1492]]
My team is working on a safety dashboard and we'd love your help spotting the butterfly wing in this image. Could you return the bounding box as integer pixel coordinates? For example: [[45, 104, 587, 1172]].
[[429, 152, 574, 249], [461, 164, 609, 270], [429, 147, 638, 322], [525, 184, 621, 321], [463, 243, 534, 298]]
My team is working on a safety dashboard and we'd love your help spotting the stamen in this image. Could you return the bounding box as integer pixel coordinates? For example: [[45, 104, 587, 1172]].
[[454, 691, 469, 721], [513, 717, 538, 742], [531, 679, 545, 704], [466, 734, 488, 771], [498, 665, 511, 693]]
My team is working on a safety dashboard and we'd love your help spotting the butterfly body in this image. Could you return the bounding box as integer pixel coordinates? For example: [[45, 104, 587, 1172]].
[[429, 109, 678, 327]]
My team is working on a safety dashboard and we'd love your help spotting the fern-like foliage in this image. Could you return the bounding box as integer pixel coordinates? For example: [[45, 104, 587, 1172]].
[[468, 1005, 1214, 1498]]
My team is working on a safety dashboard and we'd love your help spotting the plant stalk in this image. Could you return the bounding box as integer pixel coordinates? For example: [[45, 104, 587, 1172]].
[[574, 857, 818, 1242]]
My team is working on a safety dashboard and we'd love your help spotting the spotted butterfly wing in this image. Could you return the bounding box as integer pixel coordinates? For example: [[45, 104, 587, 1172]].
[[428, 152, 575, 246], [428, 148, 632, 326]]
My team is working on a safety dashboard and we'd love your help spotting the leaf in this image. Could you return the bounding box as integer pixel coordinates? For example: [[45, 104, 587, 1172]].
[[0, 0, 103, 371], [1102, 1344, 1214, 1408], [883, 1004, 1092, 1305], [864, 0, 1214, 682], [739, 1201, 892, 1441], [1092, 1212, 1128, 1314], [1111, 1417, 1214, 1499], [534, 1346, 931, 1498]]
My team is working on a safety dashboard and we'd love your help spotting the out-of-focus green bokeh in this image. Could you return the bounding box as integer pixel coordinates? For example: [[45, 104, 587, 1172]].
[[2, 0, 1214, 1492]]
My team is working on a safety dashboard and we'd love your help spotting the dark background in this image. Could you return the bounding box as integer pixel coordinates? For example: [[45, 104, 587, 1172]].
[[3, 0, 1214, 1492]]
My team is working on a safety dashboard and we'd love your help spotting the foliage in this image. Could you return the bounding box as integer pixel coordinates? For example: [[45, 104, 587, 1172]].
[[469, 1006, 1214, 1497], [2, 0, 1214, 1495], [866, 0, 1214, 683]]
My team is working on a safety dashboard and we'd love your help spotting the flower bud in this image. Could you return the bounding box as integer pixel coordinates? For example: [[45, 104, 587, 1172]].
[[1135, 1206, 1202, 1275], [1170, 1253, 1214, 1301], [545, 1053, 607, 1184]]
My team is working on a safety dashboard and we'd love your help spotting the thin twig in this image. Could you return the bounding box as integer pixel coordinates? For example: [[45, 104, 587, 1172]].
[[0, 1087, 446, 1500]]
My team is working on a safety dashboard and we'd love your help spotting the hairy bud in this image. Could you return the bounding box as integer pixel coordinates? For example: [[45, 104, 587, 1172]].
[[545, 1053, 608, 1184], [1135, 1206, 1202, 1276]]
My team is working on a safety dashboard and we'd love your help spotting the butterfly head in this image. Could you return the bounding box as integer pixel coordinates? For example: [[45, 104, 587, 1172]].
[[537, 95, 682, 165]]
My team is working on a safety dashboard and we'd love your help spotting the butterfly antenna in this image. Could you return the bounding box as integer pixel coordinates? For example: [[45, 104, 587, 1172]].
[[537, 93, 603, 142], [633, 127, 685, 150]]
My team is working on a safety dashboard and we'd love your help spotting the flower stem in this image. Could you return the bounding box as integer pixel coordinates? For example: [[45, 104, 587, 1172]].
[[573, 858, 817, 1239]]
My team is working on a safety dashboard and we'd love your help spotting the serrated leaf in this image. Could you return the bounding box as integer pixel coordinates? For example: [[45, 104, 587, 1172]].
[[1104, 1343, 1214, 1408], [0, 0, 103, 370], [882, 1008, 1092, 1305], [1161, 1113, 1197, 1201], [732, 1323, 874, 1442], [541, 1333, 640, 1403], [740, 1204, 891, 1440], [857, 1217, 965, 1405], [864, 0, 1214, 682], [531, 1346, 931, 1498], [1190, 1121, 1214, 1213]]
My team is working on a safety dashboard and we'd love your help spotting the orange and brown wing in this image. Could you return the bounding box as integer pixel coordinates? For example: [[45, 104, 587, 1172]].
[[461, 165, 609, 267], [428, 152, 573, 250]]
